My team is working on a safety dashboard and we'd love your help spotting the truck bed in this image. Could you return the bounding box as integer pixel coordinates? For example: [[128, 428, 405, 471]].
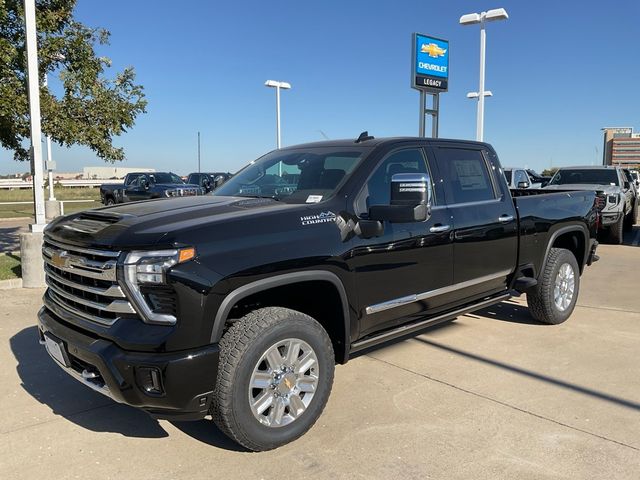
[[512, 189, 598, 278]]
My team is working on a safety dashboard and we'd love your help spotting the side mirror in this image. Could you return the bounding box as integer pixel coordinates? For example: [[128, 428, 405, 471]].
[[368, 173, 431, 223], [140, 179, 149, 190], [517, 181, 530, 189], [623, 181, 630, 190], [354, 219, 384, 239]]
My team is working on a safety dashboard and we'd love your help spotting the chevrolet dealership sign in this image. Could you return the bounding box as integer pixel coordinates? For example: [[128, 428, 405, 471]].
[[412, 33, 449, 92]]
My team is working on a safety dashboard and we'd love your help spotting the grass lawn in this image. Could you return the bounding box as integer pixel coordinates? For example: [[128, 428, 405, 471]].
[[0, 187, 100, 218], [0, 253, 21, 280], [0, 186, 100, 202]]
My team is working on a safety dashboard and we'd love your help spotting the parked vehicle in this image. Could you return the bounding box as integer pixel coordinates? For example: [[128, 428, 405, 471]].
[[623, 169, 639, 225], [38, 136, 599, 451], [544, 165, 636, 243], [526, 169, 552, 187], [186, 172, 232, 193], [503, 167, 542, 189], [100, 172, 202, 205]]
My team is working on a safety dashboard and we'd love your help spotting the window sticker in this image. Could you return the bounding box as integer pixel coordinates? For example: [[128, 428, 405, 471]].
[[453, 160, 488, 191], [306, 195, 323, 203]]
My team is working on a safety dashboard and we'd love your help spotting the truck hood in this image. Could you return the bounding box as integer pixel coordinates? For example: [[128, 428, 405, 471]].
[[543, 184, 619, 194], [44, 195, 313, 250]]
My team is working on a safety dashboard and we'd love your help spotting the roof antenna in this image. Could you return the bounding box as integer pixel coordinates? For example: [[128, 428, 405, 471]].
[[355, 131, 374, 143]]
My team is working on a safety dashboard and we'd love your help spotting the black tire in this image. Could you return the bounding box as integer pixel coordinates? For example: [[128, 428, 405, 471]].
[[527, 248, 580, 325], [105, 197, 115, 206], [610, 216, 624, 244], [624, 208, 633, 231], [211, 307, 334, 451]]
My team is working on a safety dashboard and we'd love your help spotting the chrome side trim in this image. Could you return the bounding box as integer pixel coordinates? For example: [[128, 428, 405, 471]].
[[45, 265, 125, 298], [43, 238, 120, 258], [365, 269, 512, 315], [45, 279, 135, 314]]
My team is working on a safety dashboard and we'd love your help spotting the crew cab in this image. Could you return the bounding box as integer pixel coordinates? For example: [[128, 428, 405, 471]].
[[100, 172, 202, 205], [38, 136, 599, 451], [544, 165, 636, 243]]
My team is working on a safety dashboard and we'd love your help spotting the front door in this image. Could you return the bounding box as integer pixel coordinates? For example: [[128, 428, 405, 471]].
[[348, 146, 455, 338]]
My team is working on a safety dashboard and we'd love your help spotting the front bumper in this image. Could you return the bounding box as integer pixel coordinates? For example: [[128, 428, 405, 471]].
[[37, 306, 219, 421], [600, 211, 623, 226]]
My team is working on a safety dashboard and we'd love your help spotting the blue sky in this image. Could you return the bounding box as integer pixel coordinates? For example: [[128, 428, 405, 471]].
[[3, 0, 639, 175]]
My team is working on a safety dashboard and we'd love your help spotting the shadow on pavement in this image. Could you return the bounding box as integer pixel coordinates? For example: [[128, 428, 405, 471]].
[[473, 299, 543, 325], [10, 326, 168, 438], [171, 420, 247, 452], [413, 336, 640, 411], [0, 225, 24, 253]]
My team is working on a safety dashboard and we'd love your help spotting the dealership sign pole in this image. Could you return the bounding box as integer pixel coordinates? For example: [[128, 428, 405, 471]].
[[412, 33, 449, 138]]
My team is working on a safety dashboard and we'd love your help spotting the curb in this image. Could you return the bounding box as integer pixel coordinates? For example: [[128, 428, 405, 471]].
[[0, 278, 23, 289], [0, 217, 32, 222]]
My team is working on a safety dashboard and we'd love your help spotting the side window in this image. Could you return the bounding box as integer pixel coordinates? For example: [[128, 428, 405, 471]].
[[356, 148, 430, 216], [433, 147, 497, 204]]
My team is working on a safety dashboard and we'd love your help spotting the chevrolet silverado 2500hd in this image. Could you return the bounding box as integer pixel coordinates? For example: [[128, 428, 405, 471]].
[[38, 136, 599, 451]]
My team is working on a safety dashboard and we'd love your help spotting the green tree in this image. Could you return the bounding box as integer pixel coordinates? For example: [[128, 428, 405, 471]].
[[541, 167, 559, 177], [0, 0, 146, 162]]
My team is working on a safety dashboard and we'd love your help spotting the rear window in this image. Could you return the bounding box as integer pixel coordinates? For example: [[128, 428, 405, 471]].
[[549, 169, 619, 186]]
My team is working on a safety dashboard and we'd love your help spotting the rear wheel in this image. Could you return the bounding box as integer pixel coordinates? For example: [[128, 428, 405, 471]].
[[211, 307, 334, 451], [527, 248, 580, 325], [610, 216, 624, 244]]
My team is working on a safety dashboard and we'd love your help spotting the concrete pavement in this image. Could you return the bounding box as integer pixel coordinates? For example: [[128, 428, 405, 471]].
[[0, 244, 638, 479]]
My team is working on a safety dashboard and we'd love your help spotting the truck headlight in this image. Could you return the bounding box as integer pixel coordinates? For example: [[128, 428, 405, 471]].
[[607, 194, 619, 205], [123, 248, 195, 325]]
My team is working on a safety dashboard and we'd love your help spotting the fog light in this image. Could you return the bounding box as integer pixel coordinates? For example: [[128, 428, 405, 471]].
[[135, 366, 164, 395]]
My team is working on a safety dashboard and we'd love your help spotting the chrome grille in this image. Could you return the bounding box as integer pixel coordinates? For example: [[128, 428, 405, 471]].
[[42, 237, 136, 325]]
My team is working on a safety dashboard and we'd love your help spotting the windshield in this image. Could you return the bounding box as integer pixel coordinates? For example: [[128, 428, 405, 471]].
[[150, 172, 184, 184], [213, 147, 368, 203], [549, 169, 619, 186]]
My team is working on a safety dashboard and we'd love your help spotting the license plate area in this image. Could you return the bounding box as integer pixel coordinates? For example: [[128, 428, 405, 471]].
[[44, 332, 71, 368]]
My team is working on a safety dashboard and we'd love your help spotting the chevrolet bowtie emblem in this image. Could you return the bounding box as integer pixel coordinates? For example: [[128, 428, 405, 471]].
[[421, 43, 447, 58], [51, 251, 70, 268]]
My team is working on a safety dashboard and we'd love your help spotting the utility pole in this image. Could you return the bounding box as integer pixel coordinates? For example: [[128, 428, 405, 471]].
[[197, 131, 201, 173]]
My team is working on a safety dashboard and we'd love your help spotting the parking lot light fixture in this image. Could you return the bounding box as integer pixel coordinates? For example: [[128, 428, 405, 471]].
[[460, 8, 509, 141], [264, 80, 291, 150]]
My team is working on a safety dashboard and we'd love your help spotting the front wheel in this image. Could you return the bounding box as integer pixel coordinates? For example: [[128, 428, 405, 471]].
[[105, 197, 116, 206], [212, 307, 335, 451], [527, 248, 580, 325]]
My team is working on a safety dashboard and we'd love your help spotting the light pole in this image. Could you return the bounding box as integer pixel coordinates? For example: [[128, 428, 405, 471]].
[[460, 8, 508, 141], [264, 80, 291, 149], [43, 73, 55, 201]]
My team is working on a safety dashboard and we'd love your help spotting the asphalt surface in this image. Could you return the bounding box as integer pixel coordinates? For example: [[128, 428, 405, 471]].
[[0, 240, 639, 479]]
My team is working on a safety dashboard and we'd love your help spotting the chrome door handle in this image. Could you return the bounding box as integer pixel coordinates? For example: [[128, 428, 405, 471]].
[[498, 214, 514, 223], [429, 224, 451, 233]]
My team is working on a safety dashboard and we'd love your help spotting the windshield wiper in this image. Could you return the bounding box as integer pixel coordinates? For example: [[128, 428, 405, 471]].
[[235, 194, 280, 201]]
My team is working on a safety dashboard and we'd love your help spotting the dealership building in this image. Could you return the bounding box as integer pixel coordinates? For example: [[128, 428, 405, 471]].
[[602, 127, 640, 169]]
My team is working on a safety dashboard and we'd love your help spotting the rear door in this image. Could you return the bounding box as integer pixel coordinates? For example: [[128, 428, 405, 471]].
[[125, 174, 150, 201], [430, 143, 517, 303]]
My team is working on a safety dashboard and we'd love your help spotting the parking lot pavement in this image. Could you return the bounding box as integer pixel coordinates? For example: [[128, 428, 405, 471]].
[[1, 245, 639, 480]]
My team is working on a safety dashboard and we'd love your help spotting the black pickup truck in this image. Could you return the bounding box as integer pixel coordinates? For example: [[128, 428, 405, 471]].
[[99, 172, 202, 205], [38, 136, 599, 451]]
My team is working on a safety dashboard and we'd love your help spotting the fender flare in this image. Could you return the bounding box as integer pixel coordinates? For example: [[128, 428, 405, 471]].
[[210, 270, 351, 361], [541, 224, 589, 276]]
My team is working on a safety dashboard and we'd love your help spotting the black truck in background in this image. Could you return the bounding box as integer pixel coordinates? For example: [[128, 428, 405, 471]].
[[38, 136, 599, 451], [100, 172, 202, 205]]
